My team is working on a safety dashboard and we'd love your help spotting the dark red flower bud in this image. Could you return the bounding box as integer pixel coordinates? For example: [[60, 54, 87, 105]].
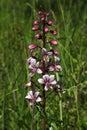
[[52, 50, 59, 55], [54, 87, 60, 93], [50, 40, 58, 45], [37, 11, 43, 15], [50, 30, 57, 35], [32, 26, 38, 31], [44, 27, 49, 33], [35, 34, 42, 39], [41, 16, 45, 21], [45, 13, 50, 17], [28, 44, 38, 50], [34, 20, 40, 25], [47, 20, 52, 26]]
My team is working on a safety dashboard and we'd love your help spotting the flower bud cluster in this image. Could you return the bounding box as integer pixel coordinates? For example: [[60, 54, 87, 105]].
[[25, 11, 62, 106]]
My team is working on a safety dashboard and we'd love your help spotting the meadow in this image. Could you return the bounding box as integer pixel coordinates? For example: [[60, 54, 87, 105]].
[[0, 0, 87, 129]]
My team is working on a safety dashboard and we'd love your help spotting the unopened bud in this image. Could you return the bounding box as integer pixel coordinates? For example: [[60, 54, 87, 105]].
[[32, 26, 38, 31], [44, 27, 49, 33], [50, 40, 58, 45], [47, 20, 52, 26], [34, 20, 40, 25], [37, 11, 43, 15], [28, 44, 37, 50], [45, 13, 50, 17], [35, 34, 42, 39], [50, 30, 57, 35]]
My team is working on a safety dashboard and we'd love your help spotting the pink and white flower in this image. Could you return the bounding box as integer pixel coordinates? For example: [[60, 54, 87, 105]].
[[38, 74, 57, 91], [29, 59, 42, 74], [25, 91, 41, 106], [49, 64, 62, 72], [54, 56, 60, 63], [42, 48, 52, 62], [26, 57, 36, 64]]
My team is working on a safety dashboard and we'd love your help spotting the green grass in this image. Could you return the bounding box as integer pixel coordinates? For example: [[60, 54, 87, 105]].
[[0, 0, 87, 129]]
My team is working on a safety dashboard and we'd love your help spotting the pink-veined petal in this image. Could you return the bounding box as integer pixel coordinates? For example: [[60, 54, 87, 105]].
[[47, 51, 52, 55], [42, 48, 47, 55], [54, 56, 60, 62], [26, 57, 36, 64], [30, 102, 34, 106], [34, 91, 40, 97], [43, 74, 49, 81], [44, 86, 48, 91], [49, 75, 55, 82], [37, 68, 42, 74], [55, 65, 62, 71], [38, 78, 44, 84], [29, 73, 34, 78], [51, 80, 57, 85], [49, 66, 54, 71], [36, 97, 41, 102], [25, 93, 32, 99]]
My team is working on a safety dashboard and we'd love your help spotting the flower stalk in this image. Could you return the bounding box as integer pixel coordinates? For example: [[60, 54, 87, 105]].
[[25, 11, 63, 130]]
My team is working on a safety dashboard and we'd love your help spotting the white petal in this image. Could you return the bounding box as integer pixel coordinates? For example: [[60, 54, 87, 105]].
[[36, 97, 41, 102], [44, 86, 48, 91], [51, 80, 57, 85], [38, 78, 44, 84], [29, 73, 34, 78], [37, 68, 42, 74], [55, 65, 62, 71], [31, 59, 36, 65], [36, 62, 39, 66], [43, 74, 49, 81], [25, 94, 32, 99], [47, 51, 52, 55], [25, 95, 30, 99], [34, 91, 40, 97], [49, 66, 54, 71], [49, 75, 55, 82], [54, 56, 60, 62], [29, 64, 33, 69], [25, 91, 33, 99], [25, 82, 31, 87], [42, 48, 47, 55], [30, 102, 34, 106]]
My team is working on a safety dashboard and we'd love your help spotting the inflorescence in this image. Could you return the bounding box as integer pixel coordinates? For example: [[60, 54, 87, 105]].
[[25, 11, 62, 106]]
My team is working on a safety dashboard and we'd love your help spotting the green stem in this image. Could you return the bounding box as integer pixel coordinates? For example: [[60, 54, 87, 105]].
[[56, 73, 63, 124], [59, 93, 63, 122]]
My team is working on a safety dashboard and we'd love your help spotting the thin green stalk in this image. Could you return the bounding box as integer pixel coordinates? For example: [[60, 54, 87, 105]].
[[31, 104, 35, 130], [75, 87, 81, 130], [56, 73, 63, 124]]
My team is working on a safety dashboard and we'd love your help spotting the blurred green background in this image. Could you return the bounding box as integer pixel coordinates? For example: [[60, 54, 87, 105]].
[[0, 0, 87, 129]]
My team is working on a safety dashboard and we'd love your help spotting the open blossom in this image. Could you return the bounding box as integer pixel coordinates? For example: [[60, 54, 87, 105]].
[[42, 48, 52, 62], [54, 56, 60, 63], [25, 91, 41, 106], [29, 59, 42, 74], [49, 64, 62, 72], [38, 74, 57, 91], [26, 57, 36, 64]]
